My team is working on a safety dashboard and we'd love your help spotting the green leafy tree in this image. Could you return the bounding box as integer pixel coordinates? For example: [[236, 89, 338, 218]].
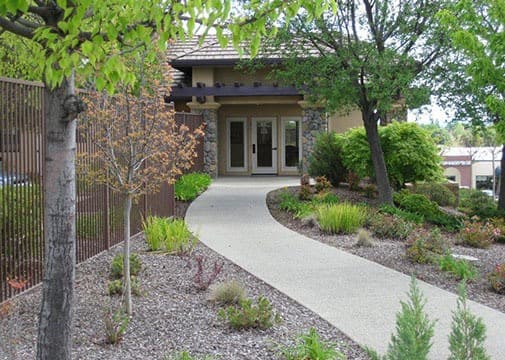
[[340, 122, 443, 189], [448, 283, 490, 360], [0, 1, 335, 359], [264, 0, 450, 204], [420, 123, 453, 146], [438, 0, 505, 209]]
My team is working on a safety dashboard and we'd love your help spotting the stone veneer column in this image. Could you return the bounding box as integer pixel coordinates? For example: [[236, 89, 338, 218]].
[[298, 101, 327, 171], [187, 102, 221, 178]]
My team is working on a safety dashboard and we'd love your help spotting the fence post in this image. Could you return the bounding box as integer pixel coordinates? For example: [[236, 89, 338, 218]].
[[103, 185, 110, 250]]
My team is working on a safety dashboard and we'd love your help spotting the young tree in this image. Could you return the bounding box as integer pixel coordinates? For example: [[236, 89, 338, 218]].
[[448, 283, 490, 360], [438, 0, 505, 209], [265, 0, 450, 204], [0, 1, 335, 359], [80, 60, 200, 316]]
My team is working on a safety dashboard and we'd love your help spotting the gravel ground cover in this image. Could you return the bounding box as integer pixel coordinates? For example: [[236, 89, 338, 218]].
[[0, 201, 368, 360], [267, 186, 505, 314]]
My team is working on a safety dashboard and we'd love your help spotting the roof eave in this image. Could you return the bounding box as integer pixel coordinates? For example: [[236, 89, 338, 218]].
[[169, 57, 284, 69]]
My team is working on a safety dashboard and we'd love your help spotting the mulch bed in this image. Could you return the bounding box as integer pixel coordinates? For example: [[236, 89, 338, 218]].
[[267, 186, 505, 314], [0, 199, 368, 360]]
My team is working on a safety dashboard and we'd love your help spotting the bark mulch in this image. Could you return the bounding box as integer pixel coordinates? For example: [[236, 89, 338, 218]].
[[267, 186, 505, 314]]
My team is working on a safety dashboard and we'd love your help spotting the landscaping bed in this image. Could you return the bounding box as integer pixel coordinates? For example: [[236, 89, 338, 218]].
[[267, 186, 505, 314], [0, 194, 368, 360]]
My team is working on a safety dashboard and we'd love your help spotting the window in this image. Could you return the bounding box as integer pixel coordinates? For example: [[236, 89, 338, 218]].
[[281, 118, 301, 170], [226, 118, 247, 171], [0, 129, 20, 152], [476, 175, 493, 190], [446, 176, 456, 182]]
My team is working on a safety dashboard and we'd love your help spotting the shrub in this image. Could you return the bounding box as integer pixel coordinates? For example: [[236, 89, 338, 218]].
[[208, 280, 246, 305], [314, 176, 332, 193], [104, 306, 129, 345], [448, 283, 490, 360], [414, 182, 457, 207], [488, 263, 505, 294], [316, 203, 367, 234], [366, 212, 415, 241], [406, 228, 447, 264], [459, 189, 500, 219], [307, 132, 347, 187], [143, 216, 197, 254], [356, 228, 373, 247], [77, 211, 104, 239], [279, 328, 345, 360], [395, 192, 461, 230], [174, 173, 212, 201], [438, 253, 478, 281], [111, 253, 142, 279], [363, 184, 377, 199], [340, 123, 443, 190], [313, 192, 340, 205], [459, 219, 499, 249], [490, 217, 505, 243], [346, 171, 361, 191], [278, 191, 314, 219], [192, 255, 223, 291], [107, 277, 141, 296], [218, 296, 281, 330], [298, 184, 312, 201], [368, 277, 435, 360], [380, 204, 423, 224]]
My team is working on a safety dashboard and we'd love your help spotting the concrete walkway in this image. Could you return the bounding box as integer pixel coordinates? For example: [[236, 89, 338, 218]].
[[186, 177, 505, 358]]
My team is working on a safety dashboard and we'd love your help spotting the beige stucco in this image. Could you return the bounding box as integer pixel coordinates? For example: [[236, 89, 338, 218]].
[[472, 161, 498, 189], [328, 109, 362, 133], [213, 67, 273, 86], [444, 167, 462, 185]]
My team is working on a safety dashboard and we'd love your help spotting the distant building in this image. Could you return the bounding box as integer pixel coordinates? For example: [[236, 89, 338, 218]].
[[440, 147, 501, 190]]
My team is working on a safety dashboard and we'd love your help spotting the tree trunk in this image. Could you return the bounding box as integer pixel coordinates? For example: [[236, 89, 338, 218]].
[[37, 78, 77, 360], [498, 145, 505, 210], [123, 194, 133, 316], [362, 111, 393, 205]]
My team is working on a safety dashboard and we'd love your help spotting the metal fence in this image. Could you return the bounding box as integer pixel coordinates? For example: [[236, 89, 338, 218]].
[[0, 77, 203, 302]]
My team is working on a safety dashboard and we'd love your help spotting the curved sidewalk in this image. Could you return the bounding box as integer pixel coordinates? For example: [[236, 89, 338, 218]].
[[186, 177, 505, 358]]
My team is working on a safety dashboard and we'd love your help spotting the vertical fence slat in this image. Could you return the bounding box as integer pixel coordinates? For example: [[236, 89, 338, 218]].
[[1, 77, 203, 303]]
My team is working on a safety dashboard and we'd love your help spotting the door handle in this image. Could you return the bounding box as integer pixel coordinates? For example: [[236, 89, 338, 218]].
[[252, 144, 256, 154]]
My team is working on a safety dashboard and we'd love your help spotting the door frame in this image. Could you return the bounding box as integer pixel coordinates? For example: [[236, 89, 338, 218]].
[[252, 117, 277, 174], [226, 117, 248, 172], [280, 116, 302, 172]]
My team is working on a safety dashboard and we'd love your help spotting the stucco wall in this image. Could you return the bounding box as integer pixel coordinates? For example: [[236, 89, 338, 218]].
[[472, 161, 498, 189], [214, 67, 274, 86], [328, 109, 362, 133]]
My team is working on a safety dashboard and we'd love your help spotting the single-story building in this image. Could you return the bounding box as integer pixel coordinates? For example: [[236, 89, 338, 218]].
[[167, 37, 374, 178], [441, 147, 501, 190]]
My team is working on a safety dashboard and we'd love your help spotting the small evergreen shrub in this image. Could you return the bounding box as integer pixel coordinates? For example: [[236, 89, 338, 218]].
[[414, 182, 457, 207], [279, 328, 346, 360], [107, 277, 141, 296], [448, 283, 490, 360], [406, 228, 447, 264], [366, 212, 415, 241], [356, 228, 373, 247], [278, 191, 314, 219], [307, 132, 347, 187], [314, 176, 332, 193], [488, 263, 505, 294], [346, 171, 361, 191], [143, 216, 197, 254], [316, 203, 367, 234], [110, 253, 142, 279], [313, 192, 340, 205], [438, 253, 478, 281], [459, 219, 499, 249], [218, 296, 281, 330], [368, 277, 435, 360], [380, 204, 423, 224], [208, 280, 246, 305], [175, 173, 212, 201], [104, 306, 129, 345], [459, 189, 500, 219]]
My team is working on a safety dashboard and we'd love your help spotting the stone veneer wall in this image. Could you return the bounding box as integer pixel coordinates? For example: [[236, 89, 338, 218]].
[[301, 108, 327, 170], [192, 108, 218, 178]]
